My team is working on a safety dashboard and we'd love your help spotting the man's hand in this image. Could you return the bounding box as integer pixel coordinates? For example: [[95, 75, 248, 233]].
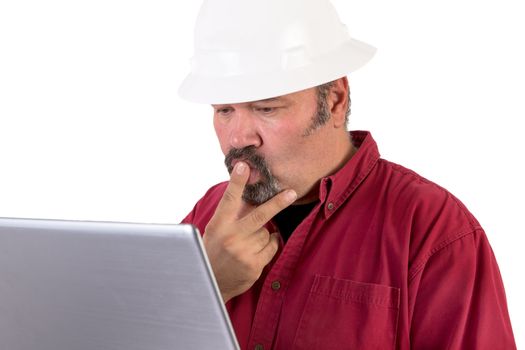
[[203, 161, 297, 303]]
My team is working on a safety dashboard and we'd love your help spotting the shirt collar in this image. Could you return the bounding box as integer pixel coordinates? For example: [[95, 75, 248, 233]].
[[318, 130, 380, 218]]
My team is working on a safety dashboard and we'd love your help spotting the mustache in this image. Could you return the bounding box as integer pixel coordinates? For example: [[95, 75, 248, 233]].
[[224, 146, 272, 180]]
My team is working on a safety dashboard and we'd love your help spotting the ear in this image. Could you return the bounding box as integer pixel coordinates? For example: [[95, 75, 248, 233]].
[[328, 77, 349, 129]]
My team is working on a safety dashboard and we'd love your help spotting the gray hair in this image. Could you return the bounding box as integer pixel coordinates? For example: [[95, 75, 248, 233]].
[[303, 80, 351, 136], [316, 80, 351, 126]]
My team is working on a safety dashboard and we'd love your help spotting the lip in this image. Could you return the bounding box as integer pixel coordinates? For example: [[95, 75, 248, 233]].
[[231, 159, 242, 168], [247, 168, 260, 184]]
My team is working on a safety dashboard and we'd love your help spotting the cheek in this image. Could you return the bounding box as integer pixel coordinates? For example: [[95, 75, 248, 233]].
[[213, 121, 229, 155], [279, 137, 319, 172], [269, 136, 305, 167]]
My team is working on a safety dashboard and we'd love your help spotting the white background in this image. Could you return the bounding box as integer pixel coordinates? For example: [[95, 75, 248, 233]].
[[1, 0, 523, 346]]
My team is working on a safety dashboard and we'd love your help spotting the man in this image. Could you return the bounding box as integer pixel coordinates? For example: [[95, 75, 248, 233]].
[[179, 0, 516, 349]]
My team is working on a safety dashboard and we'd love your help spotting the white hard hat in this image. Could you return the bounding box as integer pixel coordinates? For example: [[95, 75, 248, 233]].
[[178, 0, 376, 104]]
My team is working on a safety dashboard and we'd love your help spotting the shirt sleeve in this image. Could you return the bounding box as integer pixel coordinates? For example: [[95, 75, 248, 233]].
[[408, 229, 516, 349]]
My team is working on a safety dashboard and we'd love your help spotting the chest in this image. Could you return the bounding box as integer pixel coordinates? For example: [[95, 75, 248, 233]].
[[227, 204, 410, 350]]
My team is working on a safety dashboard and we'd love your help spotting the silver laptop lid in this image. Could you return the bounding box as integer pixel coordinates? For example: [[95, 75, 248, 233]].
[[0, 218, 239, 350]]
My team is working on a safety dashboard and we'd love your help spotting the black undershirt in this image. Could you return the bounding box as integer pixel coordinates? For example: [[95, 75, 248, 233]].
[[273, 201, 318, 243]]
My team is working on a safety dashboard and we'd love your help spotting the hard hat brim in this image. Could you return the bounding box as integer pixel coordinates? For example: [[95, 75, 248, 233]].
[[178, 38, 376, 105]]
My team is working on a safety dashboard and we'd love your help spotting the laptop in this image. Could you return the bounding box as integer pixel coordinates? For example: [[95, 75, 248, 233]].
[[0, 217, 240, 350]]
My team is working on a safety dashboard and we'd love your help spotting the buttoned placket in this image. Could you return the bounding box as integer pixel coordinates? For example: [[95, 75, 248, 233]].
[[247, 181, 333, 349]]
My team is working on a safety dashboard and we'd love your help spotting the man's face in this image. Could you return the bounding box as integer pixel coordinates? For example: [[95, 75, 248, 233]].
[[213, 86, 340, 205]]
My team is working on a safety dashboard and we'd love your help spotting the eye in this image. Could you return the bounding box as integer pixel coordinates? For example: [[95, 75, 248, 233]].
[[215, 107, 233, 116], [255, 107, 277, 115]]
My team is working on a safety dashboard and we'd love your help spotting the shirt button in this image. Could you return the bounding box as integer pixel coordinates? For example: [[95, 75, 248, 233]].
[[327, 202, 335, 210], [255, 344, 264, 350], [271, 280, 281, 291]]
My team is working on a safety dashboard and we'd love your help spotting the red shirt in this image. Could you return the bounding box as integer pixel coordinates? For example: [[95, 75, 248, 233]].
[[183, 131, 516, 349]]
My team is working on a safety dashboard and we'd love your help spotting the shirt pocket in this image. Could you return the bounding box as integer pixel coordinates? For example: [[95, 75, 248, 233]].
[[292, 275, 400, 350]]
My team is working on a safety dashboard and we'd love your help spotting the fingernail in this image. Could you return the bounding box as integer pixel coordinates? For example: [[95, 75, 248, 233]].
[[236, 162, 246, 175], [285, 190, 297, 202]]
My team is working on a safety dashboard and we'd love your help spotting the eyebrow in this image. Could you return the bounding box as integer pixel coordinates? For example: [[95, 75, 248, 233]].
[[211, 97, 286, 108], [257, 97, 280, 103]]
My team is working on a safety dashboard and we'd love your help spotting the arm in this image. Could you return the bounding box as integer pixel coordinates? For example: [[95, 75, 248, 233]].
[[409, 229, 516, 349]]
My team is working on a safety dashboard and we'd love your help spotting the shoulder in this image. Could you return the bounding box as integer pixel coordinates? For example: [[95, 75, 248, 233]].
[[375, 158, 479, 227], [181, 181, 228, 233], [199, 181, 229, 203], [372, 159, 484, 269]]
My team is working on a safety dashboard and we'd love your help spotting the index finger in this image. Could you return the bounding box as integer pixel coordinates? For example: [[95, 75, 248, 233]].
[[239, 189, 297, 232], [214, 161, 250, 218]]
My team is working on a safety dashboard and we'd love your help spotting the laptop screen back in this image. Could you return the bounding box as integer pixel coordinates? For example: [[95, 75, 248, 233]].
[[0, 218, 239, 350]]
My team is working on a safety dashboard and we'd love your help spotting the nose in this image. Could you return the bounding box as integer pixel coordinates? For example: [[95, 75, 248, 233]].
[[229, 112, 262, 149]]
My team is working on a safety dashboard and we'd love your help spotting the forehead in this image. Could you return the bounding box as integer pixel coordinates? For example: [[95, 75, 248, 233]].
[[212, 87, 318, 107]]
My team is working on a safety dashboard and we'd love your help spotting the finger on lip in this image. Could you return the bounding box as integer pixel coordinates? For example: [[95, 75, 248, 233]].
[[232, 159, 254, 172], [232, 158, 251, 166], [235, 161, 248, 175]]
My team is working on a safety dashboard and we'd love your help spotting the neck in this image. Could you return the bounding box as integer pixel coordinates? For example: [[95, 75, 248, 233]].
[[295, 132, 356, 205]]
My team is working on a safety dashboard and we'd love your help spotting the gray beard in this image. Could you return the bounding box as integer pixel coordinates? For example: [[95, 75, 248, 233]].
[[224, 146, 281, 205]]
